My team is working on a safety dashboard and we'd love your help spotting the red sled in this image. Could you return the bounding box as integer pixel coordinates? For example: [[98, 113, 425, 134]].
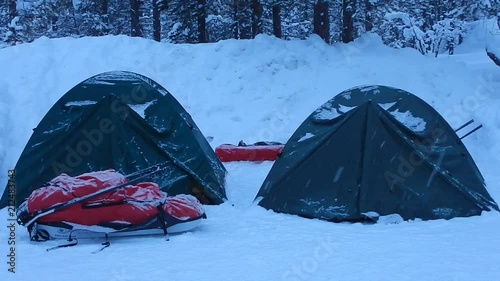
[[16, 168, 206, 242], [215, 141, 284, 162]]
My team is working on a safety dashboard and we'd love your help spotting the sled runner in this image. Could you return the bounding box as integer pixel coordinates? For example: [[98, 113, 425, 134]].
[[16, 166, 206, 244], [215, 141, 284, 162]]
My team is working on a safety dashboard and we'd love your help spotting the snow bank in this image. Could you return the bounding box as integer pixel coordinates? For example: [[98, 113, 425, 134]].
[[458, 18, 500, 53], [1, 33, 498, 197], [0, 32, 499, 280]]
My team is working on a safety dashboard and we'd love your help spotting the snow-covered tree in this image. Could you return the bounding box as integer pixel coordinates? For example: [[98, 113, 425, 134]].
[[16, 1, 57, 42], [430, 19, 465, 56], [163, 0, 210, 43], [0, 0, 498, 52], [0, 1, 12, 45], [51, 0, 77, 37], [5, 15, 24, 45], [232, 0, 253, 39], [206, 0, 233, 42], [107, 0, 131, 35], [280, 0, 314, 40], [380, 12, 428, 54], [75, 0, 111, 36]]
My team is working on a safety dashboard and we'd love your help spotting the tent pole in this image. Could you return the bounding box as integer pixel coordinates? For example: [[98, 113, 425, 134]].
[[460, 124, 483, 140], [454, 119, 474, 132]]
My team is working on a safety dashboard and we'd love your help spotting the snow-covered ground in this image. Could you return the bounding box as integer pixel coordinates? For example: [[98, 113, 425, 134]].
[[1, 19, 500, 280]]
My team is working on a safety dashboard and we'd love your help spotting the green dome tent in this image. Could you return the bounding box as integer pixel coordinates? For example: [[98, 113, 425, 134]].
[[1, 71, 227, 208], [255, 85, 498, 221]]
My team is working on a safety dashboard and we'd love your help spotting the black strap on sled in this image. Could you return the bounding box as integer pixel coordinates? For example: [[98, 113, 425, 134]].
[[156, 201, 170, 241], [20, 161, 172, 228], [46, 239, 78, 252], [93, 241, 111, 254], [45, 233, 112, 253], [92, 234, 111, 254], [46, 231, 79, 252]]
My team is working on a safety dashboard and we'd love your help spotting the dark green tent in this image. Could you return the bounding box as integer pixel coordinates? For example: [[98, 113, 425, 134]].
[[256, 85, 498, 221], [1, 71, 227, 208]]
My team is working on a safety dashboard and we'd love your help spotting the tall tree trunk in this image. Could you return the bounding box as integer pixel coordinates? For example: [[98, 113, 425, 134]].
[[232, 0, 239, 38], [251, 0, 262, 38], [313, 1, 329, 43], [341, 0, 354, 43], [102, 0, 109, 14], [102, 0, 110, 31], [153, 0, 161, 41], [198, 0, 207, 43], [272, 4, 282, 38], [434, 0, 441, 21], [364, 0, 372, 32], [130, 0, 142, 37], [8, 0, 17, 19]]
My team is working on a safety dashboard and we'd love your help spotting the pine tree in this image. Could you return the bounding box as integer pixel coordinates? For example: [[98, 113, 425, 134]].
[[233, 0, 252, 39], [108, 0, 131, 35], [53, 0, 77, 37], [206, 0, 233, 42], [258, 0, 282, 38], [1, 0, 15, 45], [16, 1, 55, 42], [165, 0, 202, 43], [76, 0, 111, 36], [287, 0, 314, 39]]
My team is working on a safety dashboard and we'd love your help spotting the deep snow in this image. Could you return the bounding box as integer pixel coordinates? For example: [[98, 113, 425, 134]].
[[1, 20, 500, 281]]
